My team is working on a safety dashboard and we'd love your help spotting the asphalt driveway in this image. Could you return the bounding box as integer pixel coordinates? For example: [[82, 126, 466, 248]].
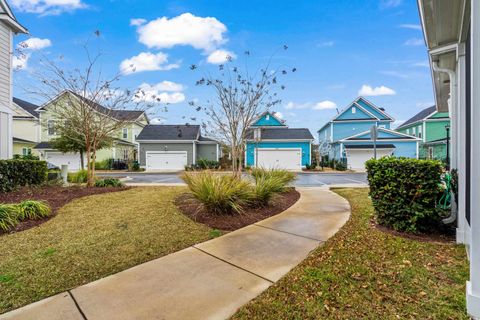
[[98, 172, 368, 187]]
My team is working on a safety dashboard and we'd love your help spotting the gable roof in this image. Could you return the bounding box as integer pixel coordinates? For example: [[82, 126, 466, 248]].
[[251, 111, 287, 127], [341, 127, 421, 141], [136, 125, 201, 141], [396, 105, 437, 129], [0, 0, 27, 33], [318, 96, 394, 132], [246, 128, 314, 140], [13, 97, 39, 118], [38, 91, 147, 122]]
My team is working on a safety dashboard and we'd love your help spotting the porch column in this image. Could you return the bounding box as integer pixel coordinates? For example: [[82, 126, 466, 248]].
[[467, 0, 480, 317], [457, 42, 467, 244]]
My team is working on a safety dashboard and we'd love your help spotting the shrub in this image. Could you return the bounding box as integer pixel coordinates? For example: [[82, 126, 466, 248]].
[[128, 160, 140, 171], [13, 154, 40, 160], [0, 204, 19, 231], [182, 172, 254, 214], [94, 178, 123, 187], [0, 160, 47, 192], [250, 168, 296, 187], [68, 170, 88, 183], [366, 157, 444, 233], [197, 159, 220, 170], [17, 200, 51, 220]]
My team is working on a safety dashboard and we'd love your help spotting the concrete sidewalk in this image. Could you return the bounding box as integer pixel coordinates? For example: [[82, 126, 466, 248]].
[[0, 187, 350, 320]]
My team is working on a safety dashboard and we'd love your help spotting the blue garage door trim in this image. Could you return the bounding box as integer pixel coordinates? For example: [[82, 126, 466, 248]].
[[246, 141, 311, 167]]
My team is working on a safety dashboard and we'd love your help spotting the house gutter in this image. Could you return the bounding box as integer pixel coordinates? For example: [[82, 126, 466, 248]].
[[432, 61, 457, 225]]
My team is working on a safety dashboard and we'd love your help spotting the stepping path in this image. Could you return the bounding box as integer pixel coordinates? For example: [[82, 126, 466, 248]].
[[0, 187, 350, 320]]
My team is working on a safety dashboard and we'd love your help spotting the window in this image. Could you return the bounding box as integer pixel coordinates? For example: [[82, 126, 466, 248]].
[[47, 120, 55, 135], [418, 126, 423, 139], [122, 128, 128, 139], [123, 149, 129, 160], [428, 147, 434, 160], [352, 107, 356, 114], [412, 127, 416, 136], [406, 128, 410, 135], [22, 148, 31, 156], [266, 114, 270, 120]]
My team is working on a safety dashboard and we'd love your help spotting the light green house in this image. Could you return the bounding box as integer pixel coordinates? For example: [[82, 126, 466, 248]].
[[396, 106, 450, 161], [34, 91, 149, 171]]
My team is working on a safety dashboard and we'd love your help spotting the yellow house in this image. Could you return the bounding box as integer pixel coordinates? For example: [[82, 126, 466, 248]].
[[34, 91, 149, 171], [11, 97, 41, 157]]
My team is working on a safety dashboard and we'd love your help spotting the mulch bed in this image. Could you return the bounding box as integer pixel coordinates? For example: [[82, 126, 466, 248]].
[[370, 219, 456, 244], [176, 188, 300, 231], [0, 185, 129, 235]]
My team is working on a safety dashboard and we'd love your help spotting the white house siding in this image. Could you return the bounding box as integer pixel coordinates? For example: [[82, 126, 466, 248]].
[[0, 21, 12, 159]]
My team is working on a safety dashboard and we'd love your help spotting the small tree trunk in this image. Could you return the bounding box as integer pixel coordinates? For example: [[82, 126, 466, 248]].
[[80, 150, 84, 170], [86, 144, 93, 187]]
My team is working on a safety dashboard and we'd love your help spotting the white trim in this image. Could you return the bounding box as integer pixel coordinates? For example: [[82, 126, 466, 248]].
[[251, 111, 287, 127], [429, 42, 458, 56], [309, 142, 312, 165], [416, 141, 419, 159], [192, 142, 196, 164], [344, 147, 395, 151], [356, 96, 395, 120], [340, 127, 422, 142], [145, 151, 188, 170], [335, 103, 380, 122]]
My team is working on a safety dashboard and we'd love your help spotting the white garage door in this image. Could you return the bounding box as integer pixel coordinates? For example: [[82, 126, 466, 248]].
[[346, 149, 393, 171], [146, 151, 187, 171], [256, 148, 302, 171], [45, 152, 83, 171]]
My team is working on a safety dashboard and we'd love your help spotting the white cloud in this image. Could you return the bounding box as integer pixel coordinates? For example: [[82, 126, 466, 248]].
[[137, 82, 185, 104], [416, 101, 434, 109], [273, 111, 283, 119], [206, 49, 236, 64], [317, 41, 334, 48], [358, 84, 396, 96], [18, 37, 52, 50], [404, 38, 424, 46], [10, 0, 86, 15], [130, 18, 146, 26], [285, 100, 337, 111], [120, 52, 180, 74], [313, 100, 337, 110], [380, 0, 402, 8], [399, 24, 421, 30], [412, 60, 429, 68], [135, 13, 227, 52], [13, 53, 29, 70]]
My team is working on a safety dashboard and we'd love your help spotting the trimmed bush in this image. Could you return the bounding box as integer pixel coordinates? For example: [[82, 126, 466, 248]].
[[17, 201, 51, 220], [0, 160, 47, 192], [67, 170, 88, 183], [182, 172, 254, 214], [94, 178, 123, 187], [366, 157, 444, 233], [0, 204, 20, 231]]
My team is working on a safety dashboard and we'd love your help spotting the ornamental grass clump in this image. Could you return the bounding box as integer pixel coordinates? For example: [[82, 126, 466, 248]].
[[0, 204, 20, 231], [182, 172, 254, 214], [250, 168, 296, 189], [17, 200, 52, 220]]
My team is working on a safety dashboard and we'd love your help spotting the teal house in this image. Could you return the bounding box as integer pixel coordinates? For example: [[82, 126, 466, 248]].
[[317, 97, 421, 171], [245, 111, 314, 170], [395, 106, 450, 161]]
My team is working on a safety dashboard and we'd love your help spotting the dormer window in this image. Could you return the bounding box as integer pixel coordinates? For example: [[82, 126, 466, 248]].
[[47, 120, 55, 136], [122, 128, 128, 139], [352, 107, 356, 114], [266, 114, 270, 120]]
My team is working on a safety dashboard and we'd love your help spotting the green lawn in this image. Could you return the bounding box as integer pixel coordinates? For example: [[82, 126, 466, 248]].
[[0, 187, 213, 314], [233, 188, 469, 319]]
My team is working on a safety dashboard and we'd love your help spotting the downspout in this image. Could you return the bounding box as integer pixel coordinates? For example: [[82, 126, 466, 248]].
[[432, 61, 457, 224]]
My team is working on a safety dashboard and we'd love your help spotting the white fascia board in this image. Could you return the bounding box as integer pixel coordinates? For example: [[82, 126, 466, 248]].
[[353, 102, 380, 120], [355, 96, 395, 120]]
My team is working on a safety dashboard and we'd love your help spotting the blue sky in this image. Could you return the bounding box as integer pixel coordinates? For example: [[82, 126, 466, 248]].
[[12, 0, 434, 137]]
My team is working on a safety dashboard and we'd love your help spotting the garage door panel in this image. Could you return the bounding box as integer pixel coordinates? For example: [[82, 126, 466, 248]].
[[346, 149, 393, 171], [256, 149, 302, 171], [146, 152, 187, 171]]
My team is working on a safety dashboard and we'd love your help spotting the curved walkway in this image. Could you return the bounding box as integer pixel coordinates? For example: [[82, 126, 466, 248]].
[[1, 187, 350, 320]]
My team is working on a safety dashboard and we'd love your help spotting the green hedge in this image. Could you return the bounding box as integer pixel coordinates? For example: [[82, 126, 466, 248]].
[[365, 157, 444, 233], [0, 160, 47, 192]]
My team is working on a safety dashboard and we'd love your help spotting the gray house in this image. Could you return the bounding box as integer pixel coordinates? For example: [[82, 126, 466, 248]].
[[136, 125, 220, 171]]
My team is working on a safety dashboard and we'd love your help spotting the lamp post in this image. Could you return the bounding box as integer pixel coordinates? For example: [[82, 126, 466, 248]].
[[445, 124, 450, 170]]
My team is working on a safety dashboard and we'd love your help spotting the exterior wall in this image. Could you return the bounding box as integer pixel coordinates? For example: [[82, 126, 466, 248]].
[[337, 106, 372, 120], [95, 147, 114, 162], [342, 140, 418, 158], [0, 111, 11, 158], [425, 120, 450, 142], [419, 143, 446, 160], [252, 113, 284, 126], [13, 119, 40, 142], [332, 121, 377, 141], [245, 141, 311, 167], [197, 144, 217, 161], [0, 22, 12, 159], [318, 124, 332, 142], [138, 143, 194, 166], [13, 141, 38, 156], [356, 99, 389, 120]]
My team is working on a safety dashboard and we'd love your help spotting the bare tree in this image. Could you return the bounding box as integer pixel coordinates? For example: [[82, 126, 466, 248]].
[[190, 47, 294, 174], [27, 42, 159, 186]]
